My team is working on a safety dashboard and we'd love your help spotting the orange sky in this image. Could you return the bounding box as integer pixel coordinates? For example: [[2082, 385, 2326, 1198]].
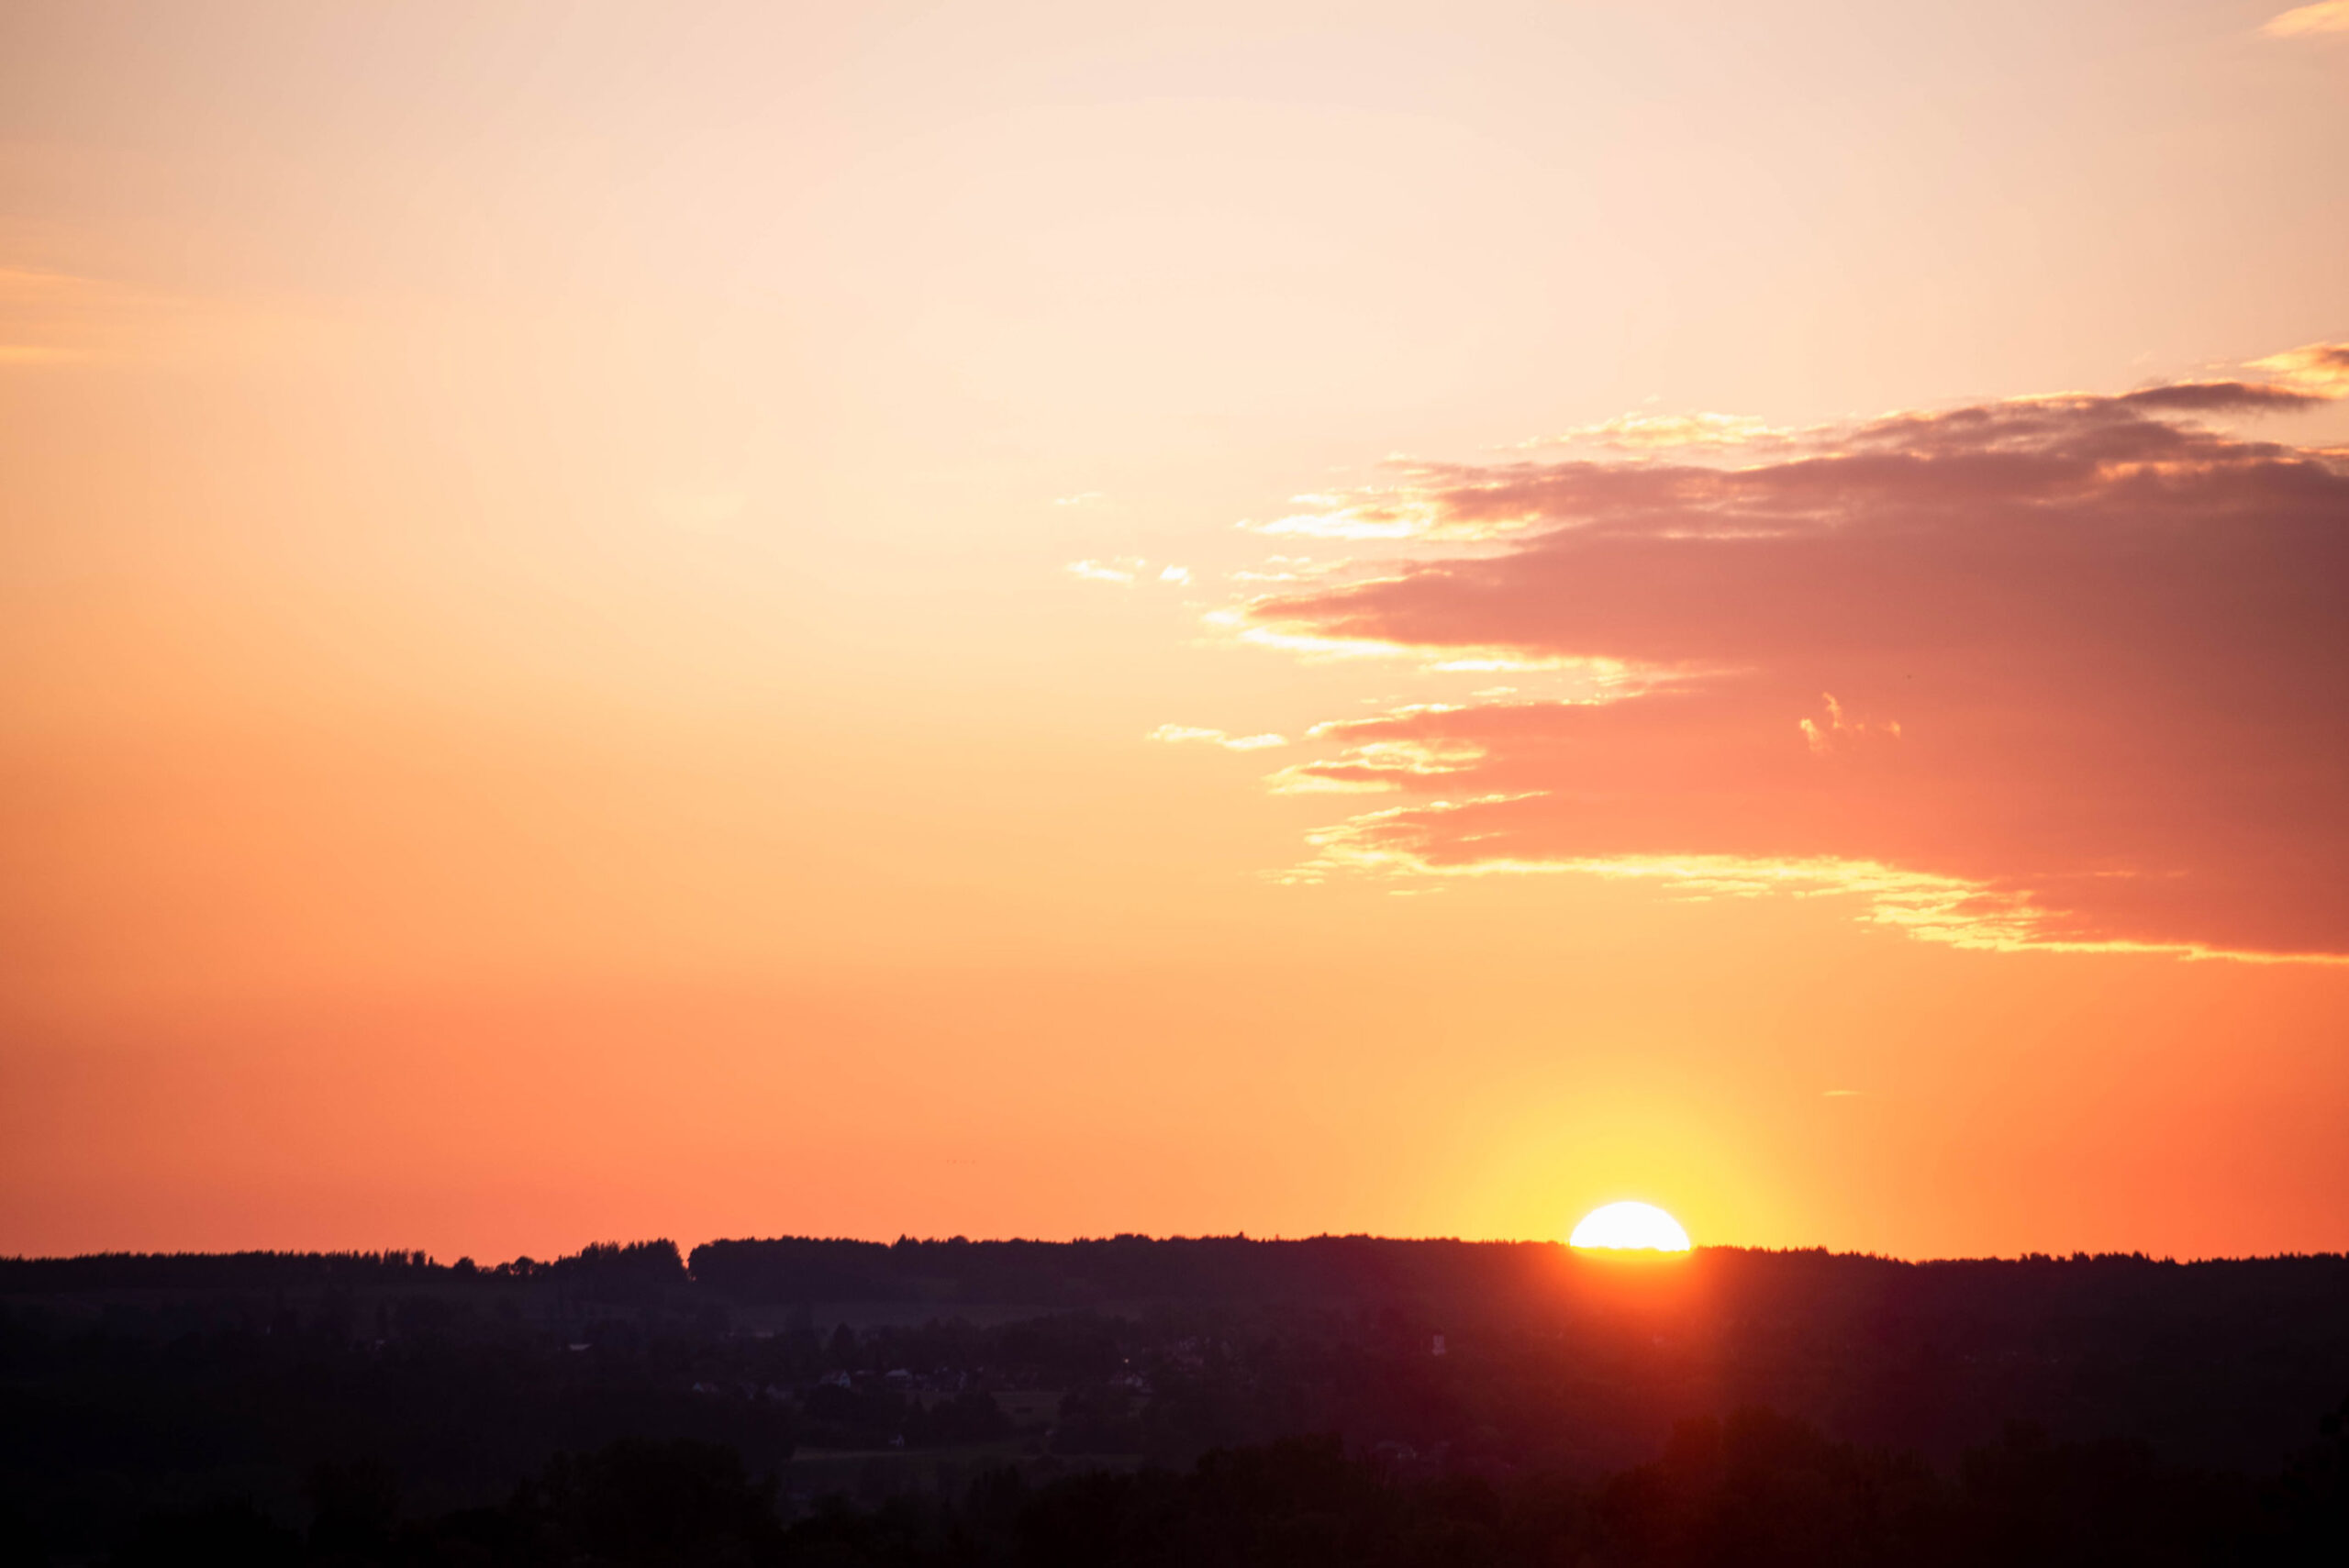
[[5, 1, 2348, 1262]]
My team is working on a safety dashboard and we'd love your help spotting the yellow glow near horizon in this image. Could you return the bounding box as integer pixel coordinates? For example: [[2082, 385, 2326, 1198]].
[[1570, 1201, 1693, 1252]]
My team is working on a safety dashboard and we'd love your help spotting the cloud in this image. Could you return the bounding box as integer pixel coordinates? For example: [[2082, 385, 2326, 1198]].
[[1798, 694, 1901, 756], [1068, 557, 1145, 584], [1246, 490, 1454, 541], [0, 264, 324, 367], [1, 268, 126, 365], [1231, 554, 1335, 584], [2252, 342, 2349, 395], [1070, 557, 1193, 587], [1213, 345, 2349, 960], [1523, 410, 1796, 453], [1149, 724, 1287, 751], [2263, 1, 2349, 37], [1236, 376, 2332, 548], [1264, 728, 1486, 794]]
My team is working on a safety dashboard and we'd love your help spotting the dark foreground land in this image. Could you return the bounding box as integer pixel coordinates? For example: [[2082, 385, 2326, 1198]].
[[4, 1237, 2347, 1564]]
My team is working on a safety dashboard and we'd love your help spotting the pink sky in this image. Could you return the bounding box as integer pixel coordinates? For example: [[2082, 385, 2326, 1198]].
[[4, 2, 2347, 1262]]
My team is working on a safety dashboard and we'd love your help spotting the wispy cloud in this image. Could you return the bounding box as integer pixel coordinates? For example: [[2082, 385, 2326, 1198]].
[[1798, 694, 1901, 756], [0, 265, 324, 368], [2251, 342, 2349, 393], [1264, 730, 1485, 794], [0, 268, 124, 365], [1150, 724, 1287, 752], [1067, 557, 1146, 584], [1231, 554, 1337, 584], [1520, 410, 1795, 453], [1206, 346, 2349, 960], [2263, 1, 2349, 38], [1069, 557, 1193, 587], [1244, 491, 1454, 541]]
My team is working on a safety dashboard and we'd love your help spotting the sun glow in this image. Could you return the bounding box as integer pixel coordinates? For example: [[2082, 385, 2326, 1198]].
[[1569, 1201, 1693, 1252]]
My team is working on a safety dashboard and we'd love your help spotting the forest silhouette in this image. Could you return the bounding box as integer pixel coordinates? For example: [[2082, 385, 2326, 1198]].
[[5, 1236, 2347, 1563]]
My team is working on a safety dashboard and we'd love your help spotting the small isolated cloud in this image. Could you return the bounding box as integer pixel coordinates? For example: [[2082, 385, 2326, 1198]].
[[1071, 557, 1194, 587], [1148, 724, 1286, 751], [1053, 491, 1106, 506], [1524, 410, 1795, 453], [1798, 694, 1901, 756], [1247, 491, 1449, 541], [1231, 555, 1335, 584], [1198, 344, 2349, 960], [1067, 557, 1146, 584], [2263, 1, 2349, 37]]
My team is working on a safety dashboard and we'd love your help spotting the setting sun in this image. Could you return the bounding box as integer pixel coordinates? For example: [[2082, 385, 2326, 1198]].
[[1570, 1202, 1693, 1252]]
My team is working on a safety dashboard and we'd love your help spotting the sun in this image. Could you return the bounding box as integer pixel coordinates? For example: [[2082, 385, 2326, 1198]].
[[1569, 1201, 1692, 1252]]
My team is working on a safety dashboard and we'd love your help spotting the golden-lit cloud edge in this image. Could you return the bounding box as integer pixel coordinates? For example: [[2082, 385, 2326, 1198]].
[[1151, 723, 1288, 752], [2263, 1, 2349, 39], [1282, 800, 2349, 966]]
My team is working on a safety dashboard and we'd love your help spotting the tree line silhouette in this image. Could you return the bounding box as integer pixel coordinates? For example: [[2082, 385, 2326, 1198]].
[[5, 1236, 2347, 1563]]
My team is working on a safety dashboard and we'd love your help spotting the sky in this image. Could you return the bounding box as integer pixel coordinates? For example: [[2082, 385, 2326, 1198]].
[[3, 1, 2346, 1263]]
